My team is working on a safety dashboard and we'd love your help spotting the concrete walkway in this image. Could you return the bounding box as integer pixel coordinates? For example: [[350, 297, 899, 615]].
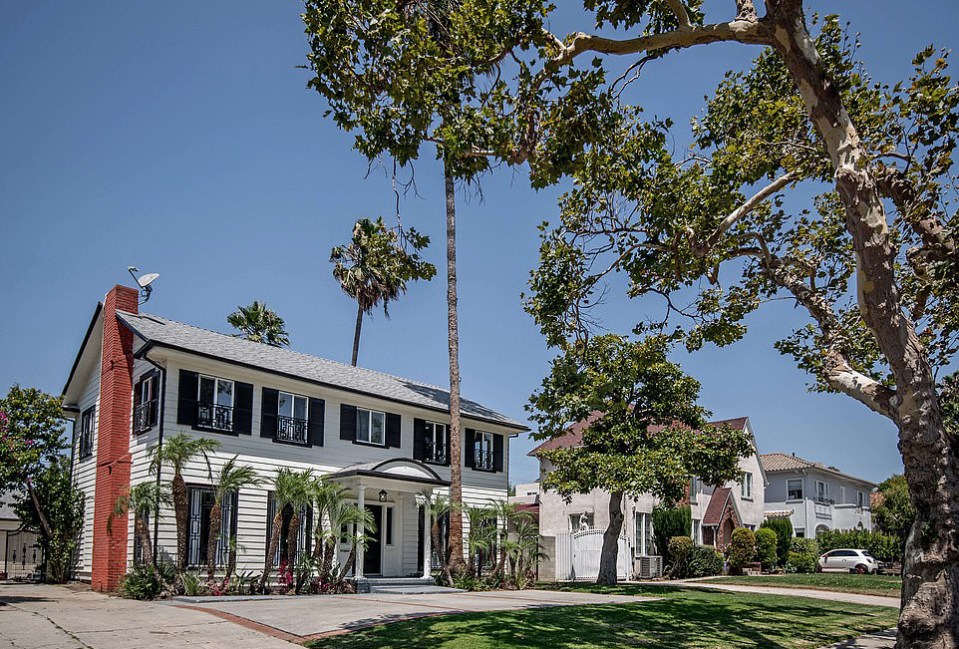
[[818, 629, 898, 649], [681, 580, 900, 608]]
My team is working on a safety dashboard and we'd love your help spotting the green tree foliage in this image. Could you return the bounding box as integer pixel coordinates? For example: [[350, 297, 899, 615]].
[[227, 300, 290, 347], [761, 518, 794, 568], [652, 505, 691, 565], [755, 527, 779, 571], [0, 385, 67, 542], [786, 538, 820, 574], [110, 482, 171, 571], [331, 217, 436, 366], [816, 529, 901, 564], [728, 528, 757, 574], [14, 456, 83, 583], [872, 475, 915, 553], [206, 457, 262, 582]]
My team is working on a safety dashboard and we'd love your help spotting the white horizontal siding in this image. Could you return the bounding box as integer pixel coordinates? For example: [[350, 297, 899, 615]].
[[70, 350, 102, 581]]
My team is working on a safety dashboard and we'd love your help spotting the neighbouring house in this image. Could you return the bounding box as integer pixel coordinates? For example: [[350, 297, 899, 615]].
[[761, 452, 876, 538], [61, 285, 526, 592], [1, 492, 41, 581], [529, 416, 767, 581]]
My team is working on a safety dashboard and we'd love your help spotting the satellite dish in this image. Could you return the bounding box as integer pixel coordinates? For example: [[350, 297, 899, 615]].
[[127, 266, 160, 304]]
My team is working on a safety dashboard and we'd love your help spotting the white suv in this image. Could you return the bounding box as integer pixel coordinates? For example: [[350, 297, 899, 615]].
[[818, 548, 880, 574]]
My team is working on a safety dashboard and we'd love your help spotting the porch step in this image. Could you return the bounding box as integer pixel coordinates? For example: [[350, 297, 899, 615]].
[[357, 577, 463, 595]]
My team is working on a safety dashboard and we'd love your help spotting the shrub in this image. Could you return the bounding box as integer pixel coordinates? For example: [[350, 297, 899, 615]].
[[653, 505, 691, 565], [667, 536, 695, 578], [816, 529, 900, 563], [727, 528, 757, 574], [786, 538, 820, 573], [761, 518, 793, 567], [755, 528, 779, 571], [119, 564, 166, 600], [687, 545, 725, 577], [181, 572, 205, 597]]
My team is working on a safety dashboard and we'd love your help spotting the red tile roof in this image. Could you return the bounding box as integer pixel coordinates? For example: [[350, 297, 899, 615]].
[[702, 486, 733, 526], [529, 415, 749, 457]]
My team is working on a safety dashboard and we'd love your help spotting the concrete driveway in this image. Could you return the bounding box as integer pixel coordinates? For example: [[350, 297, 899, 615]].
[[0, 583, 652, 647]]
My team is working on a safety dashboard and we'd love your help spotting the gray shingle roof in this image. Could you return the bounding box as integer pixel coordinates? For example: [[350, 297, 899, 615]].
[[117, 311, 526, 430], [760, 452, 877, 487]]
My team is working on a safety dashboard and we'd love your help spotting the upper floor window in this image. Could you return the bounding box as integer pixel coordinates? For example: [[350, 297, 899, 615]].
[[197, 375, 234, 432], [424, 421, 447, 464], [857, 490, 866, 509], [277, 391, 309, 445], [740, 472, 753, 499], [356, 408, 386, 445], [787, 478, 803, 501], [473, 431, 495, 471], [133, 373, 159, 434], [689, 477, 700, 502], [79, 407, 96, 460], [816, 480, 831, 504]]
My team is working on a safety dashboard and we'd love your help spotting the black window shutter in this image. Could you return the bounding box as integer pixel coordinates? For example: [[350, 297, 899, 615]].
[[133, 377, 143, 412], [266, 491, 275, 551], [177, 370, 199, 426], [149, 370, 160, 426], [234, 381, 254, 435], [493, 434, 504, 472], [412, 418, 426, 461], [464, 428, 476, 468], [444, 424, 452, 466], [340, 404, 357, 441], [261, 388, 279, 439], [386, 413, 401, 448], [308, 398, 325, 447]]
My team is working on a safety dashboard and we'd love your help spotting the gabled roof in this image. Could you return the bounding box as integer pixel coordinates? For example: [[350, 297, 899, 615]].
[[759, 452, 877, 488], [702, 486, 736, 526], [116, 311, 526, 431], [529, 415, 751, 456]]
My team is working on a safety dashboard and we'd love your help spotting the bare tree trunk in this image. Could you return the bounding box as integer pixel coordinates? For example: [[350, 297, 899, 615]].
[[286, 510, 301, 588], [172, 472, 189, 572], [766, 6, 958, 647], [135, 517, 154, 569], [25, 478, 53, 541], [351, 304, 363, 367], [260, 513, 283, 590], [444, 159, 466, 574], [596, 491, 624, 586], [206, 501, 222, 581], [432, 516, 452, 586]]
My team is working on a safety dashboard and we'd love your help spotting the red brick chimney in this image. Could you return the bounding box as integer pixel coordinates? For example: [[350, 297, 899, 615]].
[[91, 285, 138, 592]]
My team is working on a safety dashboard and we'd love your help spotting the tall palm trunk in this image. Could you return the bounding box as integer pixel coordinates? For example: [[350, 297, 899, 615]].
[[135, 516, 154, 569], [444, 159, 466, 574], [172, 472, 189, 571], [351, 304, 363, 366], [206, 500, 222, 581], [286, 510, 301, 576], [260, 512, 283, 590], [337, 543, 358, 584], [224, 541, 237, 586]]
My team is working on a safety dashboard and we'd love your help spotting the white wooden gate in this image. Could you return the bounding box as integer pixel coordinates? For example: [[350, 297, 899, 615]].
[[555, 529, 631, 581]]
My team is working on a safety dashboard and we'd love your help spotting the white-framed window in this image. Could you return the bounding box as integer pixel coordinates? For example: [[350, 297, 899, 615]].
[[356, 408, 386, 445], [277, 391, 309, 444], [795, 528, 806, 538], [79, 407, 96, 459], [816, 480, 830, 504], [740, 472, 753, 499], [635, 512, 654, 556], [839, 486, 846, 504], [197, 375, 234, 431], [857, 490, 866, 509], [474, 431, 495, 470], [134, 373, 159, 434], [787, 478, 804, 501], [689, 477, 700, 503], [571, 512, 594, 531], [692, 519, 702, 545], [424, 421, 448, 463]]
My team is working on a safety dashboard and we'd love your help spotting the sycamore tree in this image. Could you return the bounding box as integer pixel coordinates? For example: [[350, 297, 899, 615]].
[[303, 1, 958, 643], [529, 334, 752, 584]]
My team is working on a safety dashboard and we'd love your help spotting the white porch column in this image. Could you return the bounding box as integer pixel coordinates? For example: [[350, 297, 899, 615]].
[[355, 483, 365, 579], [422, 498, 432, 579]]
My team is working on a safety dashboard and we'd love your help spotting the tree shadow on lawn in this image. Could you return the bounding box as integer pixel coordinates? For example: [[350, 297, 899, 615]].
[[311, 588, 897, 649]]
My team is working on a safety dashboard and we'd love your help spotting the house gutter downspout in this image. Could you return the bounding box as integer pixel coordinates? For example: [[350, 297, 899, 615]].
[[138, 345, 165, 565]]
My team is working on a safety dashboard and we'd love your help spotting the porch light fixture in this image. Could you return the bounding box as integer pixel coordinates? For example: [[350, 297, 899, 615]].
[[378, 489, 388, 502]]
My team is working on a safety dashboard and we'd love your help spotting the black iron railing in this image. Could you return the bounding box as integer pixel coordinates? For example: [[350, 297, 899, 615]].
[[474, 449, 494, 471], [133, 400, 156, 434], [815, 496, 836, 505], [196, 403, 234, 432], [277, 416, 309, 445], [425, 440, 447, 464]]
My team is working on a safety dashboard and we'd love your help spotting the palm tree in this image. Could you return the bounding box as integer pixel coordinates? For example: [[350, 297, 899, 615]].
[[227, 300, 290, 347], [110, 482, 171, 569], [310, 478, 349, 582], [334, 505, 376, 586], [330, 217, 435, 366], [424, 493, 452, 585], [206, 456, 262, 581], [463, 504, 496, 578], [509, 518, 546, 589], [149, 433, 220, 571], [487, 499, 530, 576], [260, 468, 313, 590]]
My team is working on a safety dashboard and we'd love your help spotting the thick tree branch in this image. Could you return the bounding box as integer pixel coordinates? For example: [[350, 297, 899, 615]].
[[698, 171, 798, 252], [875, 163, 956, 259], [666, 0, 692, 30]]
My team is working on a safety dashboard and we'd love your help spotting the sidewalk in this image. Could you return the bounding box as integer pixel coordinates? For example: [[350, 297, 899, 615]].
[[819, 629, 897, 649], [678, 579, 900, 608]]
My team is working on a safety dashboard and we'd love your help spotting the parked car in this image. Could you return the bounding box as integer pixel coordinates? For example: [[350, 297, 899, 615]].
[[818, 549, 879, 574]]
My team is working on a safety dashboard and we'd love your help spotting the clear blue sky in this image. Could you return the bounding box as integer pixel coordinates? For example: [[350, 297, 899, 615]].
[[2, 1, 956, 486]]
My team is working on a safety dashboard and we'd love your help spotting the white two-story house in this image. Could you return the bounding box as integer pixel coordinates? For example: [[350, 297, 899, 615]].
[[528, 415, 767, 580], [761, 453, 876, 538], [62, 285, 525, 591]]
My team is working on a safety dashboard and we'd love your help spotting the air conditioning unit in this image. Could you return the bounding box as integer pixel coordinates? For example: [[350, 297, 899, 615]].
[[636, 555, 663, 579]]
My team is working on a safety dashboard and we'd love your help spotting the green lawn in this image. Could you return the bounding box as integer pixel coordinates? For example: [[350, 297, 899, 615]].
[[306, 584, 897, 649], [700, 573, 902, 597]]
